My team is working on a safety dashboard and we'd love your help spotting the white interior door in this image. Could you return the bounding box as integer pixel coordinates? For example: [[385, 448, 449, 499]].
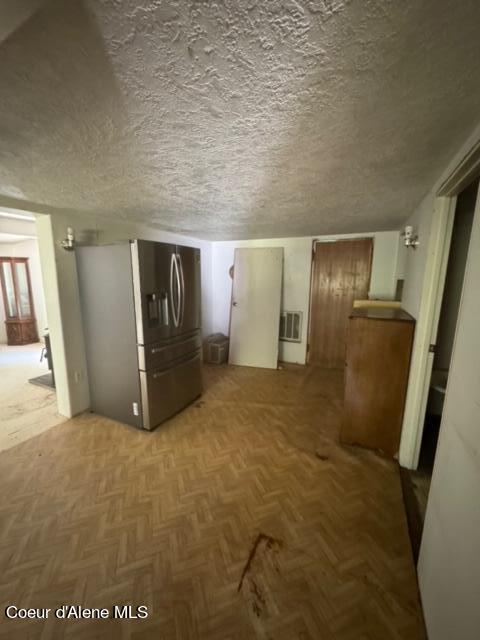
[[229, 247, 283, 369]]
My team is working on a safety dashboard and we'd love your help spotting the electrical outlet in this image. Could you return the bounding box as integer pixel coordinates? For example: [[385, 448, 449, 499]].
[[73, 370, 84, 383]]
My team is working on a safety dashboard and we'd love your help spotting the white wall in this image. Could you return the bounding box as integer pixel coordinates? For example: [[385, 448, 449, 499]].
[[397, 120, 480, 638], [400, 125, 480, 470], [401, 192, 437, 319], [369, 231, 402, 299], [212, 231, 401, 364], [418, 189, 480, 640], [36, 214, 399, 413], [0, 238, 47, 344], [0, 0, 45, 43], [395, 234, 408, 282], [401, 122, 480, 322], [36, 211, 213, 417]]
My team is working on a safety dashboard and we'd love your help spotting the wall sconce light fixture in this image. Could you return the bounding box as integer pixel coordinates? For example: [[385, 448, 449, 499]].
[[60, 227, 75, 251], [403, 225, 419, 249]]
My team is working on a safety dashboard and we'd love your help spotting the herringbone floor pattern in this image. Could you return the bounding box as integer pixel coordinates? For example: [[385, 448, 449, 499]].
[[0, 365, 425, 639]]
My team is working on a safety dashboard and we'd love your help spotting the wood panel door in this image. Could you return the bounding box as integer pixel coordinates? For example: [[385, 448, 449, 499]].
[[308, 239, 373, 368]]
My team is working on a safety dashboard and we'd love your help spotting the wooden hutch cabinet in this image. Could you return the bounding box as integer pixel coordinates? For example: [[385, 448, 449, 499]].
[[341, 307, 415, 457], [0, 257, 39, 345]]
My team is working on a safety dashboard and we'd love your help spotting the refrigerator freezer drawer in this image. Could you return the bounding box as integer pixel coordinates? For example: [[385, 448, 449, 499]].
[[137, 330, 202, 371], [140, 350, 203, 430]]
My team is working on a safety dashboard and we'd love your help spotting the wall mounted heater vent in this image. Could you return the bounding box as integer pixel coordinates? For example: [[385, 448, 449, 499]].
[[279, 311, 302, 343]]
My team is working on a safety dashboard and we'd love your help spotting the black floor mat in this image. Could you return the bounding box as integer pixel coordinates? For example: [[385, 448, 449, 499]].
[[28, 372, 55, 390]]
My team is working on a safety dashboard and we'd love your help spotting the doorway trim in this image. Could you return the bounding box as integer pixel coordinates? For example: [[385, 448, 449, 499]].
[[35, 213, 73, 417], [399, 140, 480, 469]]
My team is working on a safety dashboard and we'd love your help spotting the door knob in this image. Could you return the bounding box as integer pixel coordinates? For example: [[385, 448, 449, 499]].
[[232, 301, 238, 306]]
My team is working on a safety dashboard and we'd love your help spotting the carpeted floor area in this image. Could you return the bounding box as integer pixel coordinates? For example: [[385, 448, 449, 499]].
[[0, 343, 65, 452]]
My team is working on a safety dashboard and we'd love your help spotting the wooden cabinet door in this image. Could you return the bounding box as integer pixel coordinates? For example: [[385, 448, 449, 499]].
[[342, 315, 414, 456]]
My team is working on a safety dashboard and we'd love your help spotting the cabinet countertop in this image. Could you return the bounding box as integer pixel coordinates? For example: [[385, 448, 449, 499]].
[[349, 307, 415, 322]]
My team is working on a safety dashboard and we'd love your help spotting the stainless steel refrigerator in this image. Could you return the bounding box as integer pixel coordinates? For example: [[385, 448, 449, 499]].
[[76, 240, 202, 430]]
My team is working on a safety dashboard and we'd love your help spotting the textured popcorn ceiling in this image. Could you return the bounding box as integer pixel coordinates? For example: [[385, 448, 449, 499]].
[[0, 0, 45, 42], [1, 0, 480, 240]]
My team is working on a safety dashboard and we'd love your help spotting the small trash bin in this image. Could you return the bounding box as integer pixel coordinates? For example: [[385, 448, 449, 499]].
[[204, 333, 229, 364]]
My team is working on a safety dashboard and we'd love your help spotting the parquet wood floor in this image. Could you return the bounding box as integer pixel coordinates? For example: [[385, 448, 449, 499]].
[[0, 364, 425, 639]]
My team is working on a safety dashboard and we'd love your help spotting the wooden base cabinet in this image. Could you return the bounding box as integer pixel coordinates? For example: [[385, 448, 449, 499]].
[[341, 307, 415, 457], [5, 318, 39, 345]]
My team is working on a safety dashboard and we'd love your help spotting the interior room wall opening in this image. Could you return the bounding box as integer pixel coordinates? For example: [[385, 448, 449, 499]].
[[403, 176, 479, 560], [0, 211, 61, 451]]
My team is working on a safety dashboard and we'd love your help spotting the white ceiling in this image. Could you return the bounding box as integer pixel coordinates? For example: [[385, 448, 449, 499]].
[[0, 0, 45, 43], [1, 0, 480, 240]]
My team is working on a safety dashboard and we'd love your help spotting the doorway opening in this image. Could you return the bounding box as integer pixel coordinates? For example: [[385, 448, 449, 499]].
[[405, 176, 478, 558], [0, 213, 61, 451], [308, 238, 373, 368]]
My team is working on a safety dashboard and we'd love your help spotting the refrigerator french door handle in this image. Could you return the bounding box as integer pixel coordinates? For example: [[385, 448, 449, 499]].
[[177, 252, 185, 326], [174, 253, 181, 326], [170, 253, 179, 327]]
